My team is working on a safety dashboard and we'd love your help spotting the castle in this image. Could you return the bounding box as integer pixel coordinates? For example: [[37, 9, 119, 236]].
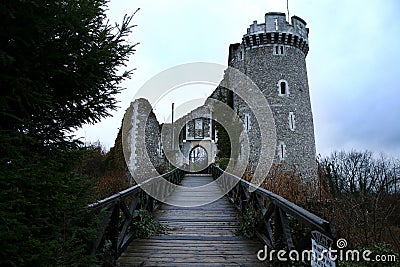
[[123, 12, 317, 182]]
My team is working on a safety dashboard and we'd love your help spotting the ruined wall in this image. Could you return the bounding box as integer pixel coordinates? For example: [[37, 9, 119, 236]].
[[122, 98, 164, 184]]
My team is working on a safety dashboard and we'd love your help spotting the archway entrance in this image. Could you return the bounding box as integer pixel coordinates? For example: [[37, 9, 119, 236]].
[[189, 146, 208, 172]]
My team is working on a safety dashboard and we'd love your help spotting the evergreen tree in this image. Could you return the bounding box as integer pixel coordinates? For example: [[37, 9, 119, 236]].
[[0, 0, 137, 265]]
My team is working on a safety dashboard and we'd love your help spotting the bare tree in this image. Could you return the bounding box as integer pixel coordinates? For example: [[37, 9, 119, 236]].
[[320, 151, 399, 250]]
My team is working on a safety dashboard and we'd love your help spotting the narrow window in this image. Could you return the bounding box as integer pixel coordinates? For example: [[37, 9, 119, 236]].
[[289, 112, 296, 131], [275, 18, 278, 31], [277, 80, 289, 96], [279, 141, 286, 161], [274, 45, 285, 55], [240, 51, 243, 60], [280, 81, 286, 95], [244, 113, 251, 131], [211, 118, 215, 141]]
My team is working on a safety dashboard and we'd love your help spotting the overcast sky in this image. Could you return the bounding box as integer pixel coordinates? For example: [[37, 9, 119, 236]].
[[75, 0, 400, 158]]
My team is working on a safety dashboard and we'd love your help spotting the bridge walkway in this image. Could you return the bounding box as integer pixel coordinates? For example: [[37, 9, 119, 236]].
[[117, 174, 266, 266]]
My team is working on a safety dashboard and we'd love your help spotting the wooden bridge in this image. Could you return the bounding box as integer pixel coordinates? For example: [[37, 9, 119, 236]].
[[118, 174, 264, 266], [88, 165, 336, 266]]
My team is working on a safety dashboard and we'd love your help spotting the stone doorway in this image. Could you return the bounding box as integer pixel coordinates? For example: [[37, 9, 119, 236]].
[[189, 146, 208, 172]]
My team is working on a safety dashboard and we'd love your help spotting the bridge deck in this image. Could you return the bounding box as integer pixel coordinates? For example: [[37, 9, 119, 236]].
[[117, 174, 266, 266]]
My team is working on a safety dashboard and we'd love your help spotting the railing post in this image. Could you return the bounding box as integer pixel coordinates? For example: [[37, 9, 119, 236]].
[[274, 207, 285, 250], [110, 201, 120, 262], [148, 196, 154, 213], [278, 209, 295, 250]]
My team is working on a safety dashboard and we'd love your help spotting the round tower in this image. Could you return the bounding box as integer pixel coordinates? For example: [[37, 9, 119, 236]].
[[228, 12, 317, 179]]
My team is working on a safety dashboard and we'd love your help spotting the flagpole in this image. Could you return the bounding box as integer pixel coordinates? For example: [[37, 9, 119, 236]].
[[287, 0, 290, 21]]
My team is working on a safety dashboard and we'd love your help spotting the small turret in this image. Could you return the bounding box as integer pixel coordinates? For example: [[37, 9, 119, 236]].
[[244, 13, 309, 56]]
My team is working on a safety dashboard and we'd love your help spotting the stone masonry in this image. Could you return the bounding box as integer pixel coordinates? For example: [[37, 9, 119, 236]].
[[212, 12, 317, 180], [122, 98, 164, 184]]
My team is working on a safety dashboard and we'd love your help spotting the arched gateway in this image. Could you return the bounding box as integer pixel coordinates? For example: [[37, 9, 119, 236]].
[[188, 145, 208, 172]]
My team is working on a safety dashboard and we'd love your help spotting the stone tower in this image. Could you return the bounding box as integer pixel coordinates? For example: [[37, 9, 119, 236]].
[[222, 12, 317, 179]]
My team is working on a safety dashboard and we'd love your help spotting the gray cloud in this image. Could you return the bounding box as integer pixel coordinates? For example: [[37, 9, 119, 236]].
[[76, 0, 400, 158]]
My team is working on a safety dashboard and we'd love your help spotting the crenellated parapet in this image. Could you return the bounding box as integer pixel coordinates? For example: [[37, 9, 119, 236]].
[[243, 12, 309, 56]]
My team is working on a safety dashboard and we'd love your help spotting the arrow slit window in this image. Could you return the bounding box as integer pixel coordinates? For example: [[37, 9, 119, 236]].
[[289, 112, 296, 131], [279, 141, 286, 161], [244, 113, 251, 131]]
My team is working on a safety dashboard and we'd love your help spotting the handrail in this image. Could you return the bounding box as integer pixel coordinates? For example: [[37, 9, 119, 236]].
[[87, 167, 181, 209], [86, 167, 186, 265], [87, 185, 141, 209], [210, 164, 336, 256], [240, 177, 332, 235]]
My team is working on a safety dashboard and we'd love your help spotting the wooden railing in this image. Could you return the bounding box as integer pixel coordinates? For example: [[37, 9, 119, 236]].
[[87, 168, 186, 265], [209, 165, 336, 257]]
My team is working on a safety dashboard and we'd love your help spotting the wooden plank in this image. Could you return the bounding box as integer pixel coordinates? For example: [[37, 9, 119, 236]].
[[117, 174, 267, 266], [123, 244, 261, 251], [118, 262, 266, 267]]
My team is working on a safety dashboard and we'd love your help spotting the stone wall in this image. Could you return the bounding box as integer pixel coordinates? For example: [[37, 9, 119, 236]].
[[122, 98, 164, 184]]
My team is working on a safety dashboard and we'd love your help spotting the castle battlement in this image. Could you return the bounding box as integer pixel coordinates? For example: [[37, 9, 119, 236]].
[[243, 12, 309, 56]]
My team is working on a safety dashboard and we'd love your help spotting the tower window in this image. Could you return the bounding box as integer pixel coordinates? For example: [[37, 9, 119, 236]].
[[289, 112, 296, 131], [273, 45, 285, 55], [240, 51, 244, 60], [157, 139, 163, 157], [277, 80, 289, 96], [244, 113, 251, 131], [280, 82, 286, 94], [279, 141, 286, 161]]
